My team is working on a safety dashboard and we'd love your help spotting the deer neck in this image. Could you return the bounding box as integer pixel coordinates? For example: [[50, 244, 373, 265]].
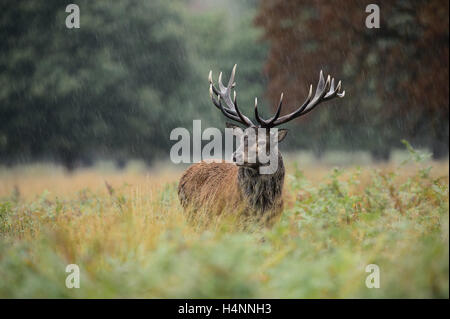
[[237, 153, 285, 212]]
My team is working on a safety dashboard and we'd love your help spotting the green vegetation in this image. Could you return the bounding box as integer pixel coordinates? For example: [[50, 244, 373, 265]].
[[2, 1, 446, 170], [0, 0, 448, 298], [0, 146, 447, 298], [0, 0, 268, 169]]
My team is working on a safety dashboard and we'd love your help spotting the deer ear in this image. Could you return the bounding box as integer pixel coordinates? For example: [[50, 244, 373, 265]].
[[277, 129, 288, 142], [225, 122, 242, 130]]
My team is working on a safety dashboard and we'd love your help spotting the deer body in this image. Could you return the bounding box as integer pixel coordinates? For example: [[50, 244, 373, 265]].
[[178, 64, 344, 227], [178, 154, 285, 226]]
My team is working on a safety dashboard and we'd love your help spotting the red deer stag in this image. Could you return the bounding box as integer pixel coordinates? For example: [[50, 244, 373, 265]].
[[178, 65, 345, 227]]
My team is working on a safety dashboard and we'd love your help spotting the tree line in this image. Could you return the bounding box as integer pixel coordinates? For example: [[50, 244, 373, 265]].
[[255, 0, 449, 160], [0, 0, 447, 171]]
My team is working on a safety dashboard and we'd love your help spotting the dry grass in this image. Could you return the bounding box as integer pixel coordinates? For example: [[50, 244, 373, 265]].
[[0, 151, 448, 298], [1, 160, 447, 201]]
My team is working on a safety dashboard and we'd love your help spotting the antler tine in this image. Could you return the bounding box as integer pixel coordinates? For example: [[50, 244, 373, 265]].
[[271, 84, 313, 126], [218, 72, 225, 91], [209, 84, 236, 117], [315, 71, 331, 99], [335, 80, 345, 98], [299, 72, 330, 113], [208, 65, 255, 126], [271, 70, 344, 126], [228, 64, 236, 89], [297, 71, 344, 116], [211, 86, 245, 123], [324, 78, 344, 100], [266, 92, 284, 126], [209, 84, 239, 120], [328, 78, 336, 96], [254, 97, 264, 126], [233, 91, 253, 125], [209, 70, 221, 97], [295, 72, 336, 116], [208, 70, 213, 84], [254, 92, 284, 127]]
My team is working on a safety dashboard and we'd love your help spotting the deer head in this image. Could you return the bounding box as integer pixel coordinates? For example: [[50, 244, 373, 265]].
[[208, 64, 345, 170]]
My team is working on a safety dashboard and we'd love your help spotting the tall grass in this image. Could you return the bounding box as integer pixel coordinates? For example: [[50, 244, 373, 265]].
[[0, 147, 448, 298]]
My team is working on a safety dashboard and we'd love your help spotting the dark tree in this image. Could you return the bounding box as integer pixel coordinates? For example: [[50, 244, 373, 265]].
[[255, 0, 449, 159]]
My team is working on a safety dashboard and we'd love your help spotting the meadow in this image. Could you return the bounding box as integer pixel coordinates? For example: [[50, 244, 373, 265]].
[[0, 145, 448, 298]]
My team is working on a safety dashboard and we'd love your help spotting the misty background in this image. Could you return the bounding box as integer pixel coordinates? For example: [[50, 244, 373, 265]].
[[0, 0, 448, 171]]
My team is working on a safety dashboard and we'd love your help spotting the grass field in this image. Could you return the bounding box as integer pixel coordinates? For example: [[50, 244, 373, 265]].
[[0, 146, 448, 298]]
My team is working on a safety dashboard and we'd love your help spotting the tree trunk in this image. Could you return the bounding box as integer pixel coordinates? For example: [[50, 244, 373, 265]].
[[371, 148, 391, 162], [59, 149, 77, 173], [432, 140, 449, 160], [116, 158, 127, 170]]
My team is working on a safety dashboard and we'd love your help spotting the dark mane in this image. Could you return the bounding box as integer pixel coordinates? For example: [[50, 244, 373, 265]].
[[237, 153, 285, 213]]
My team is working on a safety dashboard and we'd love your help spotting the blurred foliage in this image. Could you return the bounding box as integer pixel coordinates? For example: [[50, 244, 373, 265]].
[[0, 147, 448, 297], [0, 0, 267, 170], [255, 0, 449, 159], [0, 0, 448, 170], [0, 1, 190, 168]]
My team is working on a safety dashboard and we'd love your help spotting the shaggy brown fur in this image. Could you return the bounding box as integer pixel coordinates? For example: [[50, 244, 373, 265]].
[[178, 155, 285, 228]]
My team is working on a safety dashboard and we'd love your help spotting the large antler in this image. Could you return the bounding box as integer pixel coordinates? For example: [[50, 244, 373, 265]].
[[209, 64, 255, 127], [208, 65, 345, 128], [255, 70, 345, 127]]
